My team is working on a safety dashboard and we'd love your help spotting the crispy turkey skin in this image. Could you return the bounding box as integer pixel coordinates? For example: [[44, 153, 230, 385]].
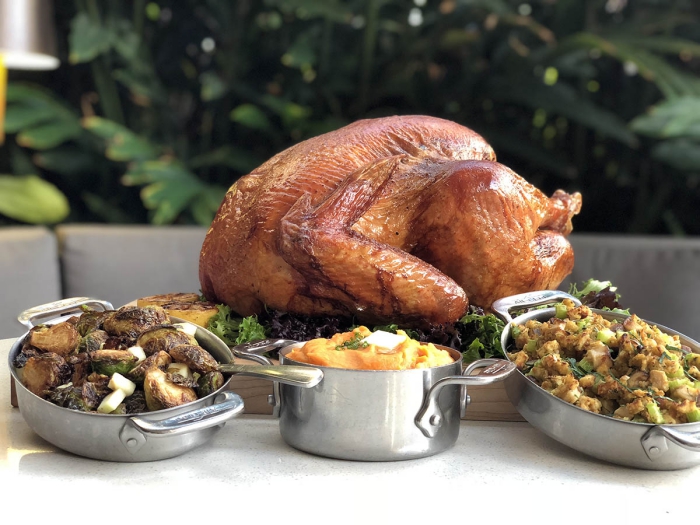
[[199, 115, 582, 326]]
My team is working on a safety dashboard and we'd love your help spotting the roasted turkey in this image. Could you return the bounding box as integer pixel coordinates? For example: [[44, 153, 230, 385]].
[[199, 115, 582, 326]]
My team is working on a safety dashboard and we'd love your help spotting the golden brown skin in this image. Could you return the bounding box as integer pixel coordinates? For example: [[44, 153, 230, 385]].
[[199, 115, 581, 325]]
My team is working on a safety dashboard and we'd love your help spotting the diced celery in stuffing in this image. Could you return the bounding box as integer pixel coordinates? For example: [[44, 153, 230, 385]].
[[669, 378, 693, 390], [579, 359, 594, 373], [687, 407, 700, 423], [668, 366, 686, 379], [524, 339, 537, 353], [596, 328, 615, 344], [555, 303, 568, 319], [645, 402, 664, 425], [685, 353, 700, 368]]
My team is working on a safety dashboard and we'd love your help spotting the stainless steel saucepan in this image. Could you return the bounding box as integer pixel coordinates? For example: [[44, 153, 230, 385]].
[[9, 297, 323, 462], [248, 342, 517, 461], [493, 290, 700, 470]]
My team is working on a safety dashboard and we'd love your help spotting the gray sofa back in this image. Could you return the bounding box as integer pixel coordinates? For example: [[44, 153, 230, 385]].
[[1, 226, 698, 342], [57, 225, 206, 309], [0, 227, 62, 337], [1, 225, 206, 337], [563, 234, 700, 342]]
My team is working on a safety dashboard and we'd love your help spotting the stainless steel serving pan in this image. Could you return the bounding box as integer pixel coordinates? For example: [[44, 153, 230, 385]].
[[493, 290, 700, 470], [9, 297, 322, 462], [265, 343, 516, 461]]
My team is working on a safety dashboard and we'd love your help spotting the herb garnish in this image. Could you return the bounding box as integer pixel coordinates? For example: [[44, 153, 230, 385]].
[[335, 331, 369, 351], [603, 372, 675, 402], [566, 358, 588, 379]]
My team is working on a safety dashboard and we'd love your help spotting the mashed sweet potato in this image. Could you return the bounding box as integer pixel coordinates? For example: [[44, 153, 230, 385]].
[[285, 326, 454, 370]]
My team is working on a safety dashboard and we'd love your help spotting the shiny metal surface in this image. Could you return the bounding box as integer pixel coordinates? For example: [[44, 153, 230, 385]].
[[233, 338, 298, 356], [277, 343, 514, 461], [496, 290, 700, 470], [415, 358, 516, 437], [9, 299, 247, 462], [17, 296, 115, 328], [219, 363, 323, 387], [0, 0, 59, 70]]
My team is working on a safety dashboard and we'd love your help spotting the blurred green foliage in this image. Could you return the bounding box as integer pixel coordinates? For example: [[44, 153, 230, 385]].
[[1, 0, 700, 234]]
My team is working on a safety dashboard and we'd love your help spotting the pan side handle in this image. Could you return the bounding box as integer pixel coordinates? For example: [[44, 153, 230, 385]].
[[642, 425, 700, 461], [18, 297, 115, 329], [120, 391, 245, 454], [415, 359, 517, 438], [492, 290, 581, 324]]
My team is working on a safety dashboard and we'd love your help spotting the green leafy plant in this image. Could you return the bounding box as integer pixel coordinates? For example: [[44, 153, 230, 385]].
[[0, 0, 698, 234]]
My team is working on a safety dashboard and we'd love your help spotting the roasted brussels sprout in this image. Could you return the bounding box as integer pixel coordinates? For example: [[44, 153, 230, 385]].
[[81, 379, 111, 410], [47, 384, 91, 411], [46, 380, 109, 411], [110, 397, 149, 415], [123, 390, 148, 413], [136, 326, 197, 356], [67, 352, 91, 386], [197, 371, 225, 397], [75, 309, 112, 336], [102, 335, 137, 350], [29, 322, 80, 356], [16, 301, 225, 414], [166, 371, 198, 388], [13, 343, 41, 368], [78, 329, 109, 353], [143, 367, 197, 411], [103, 305, 169, 337], [169, 344, 219, 374], [128, 351, 172, 384], [89, 350, 138, 376], [22, 353, 71, 398], [110, 403, 128, 415]]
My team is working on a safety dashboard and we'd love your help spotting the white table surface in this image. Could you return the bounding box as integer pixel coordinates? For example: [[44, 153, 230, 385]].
[[2, 336, 698, 523]]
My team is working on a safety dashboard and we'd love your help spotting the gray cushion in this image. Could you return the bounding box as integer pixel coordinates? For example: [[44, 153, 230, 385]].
[[561, 234, 700, 341], [56, 225, 208, 309], [0, 226, 61, 337]]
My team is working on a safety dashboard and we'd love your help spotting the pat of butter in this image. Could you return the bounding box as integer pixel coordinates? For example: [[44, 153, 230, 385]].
[[361, 330, 407, 352]]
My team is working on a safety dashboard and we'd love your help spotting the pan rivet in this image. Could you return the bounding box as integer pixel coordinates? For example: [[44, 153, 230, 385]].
[[430, 415, 441, 426], [126, 438, 138, 447], [648, 446, 660, 456]]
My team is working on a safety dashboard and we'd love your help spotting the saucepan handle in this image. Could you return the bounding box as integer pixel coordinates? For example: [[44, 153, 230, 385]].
[[231, 338, 297, 365], [230, 340, 301, 417], [17, 297, 115, 329], [120, 391, 245, 454], [491, 290, 582, 324], [641, 424, 700, 461], [415, 358, 517, 438], [218, 363, 324, 388]]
